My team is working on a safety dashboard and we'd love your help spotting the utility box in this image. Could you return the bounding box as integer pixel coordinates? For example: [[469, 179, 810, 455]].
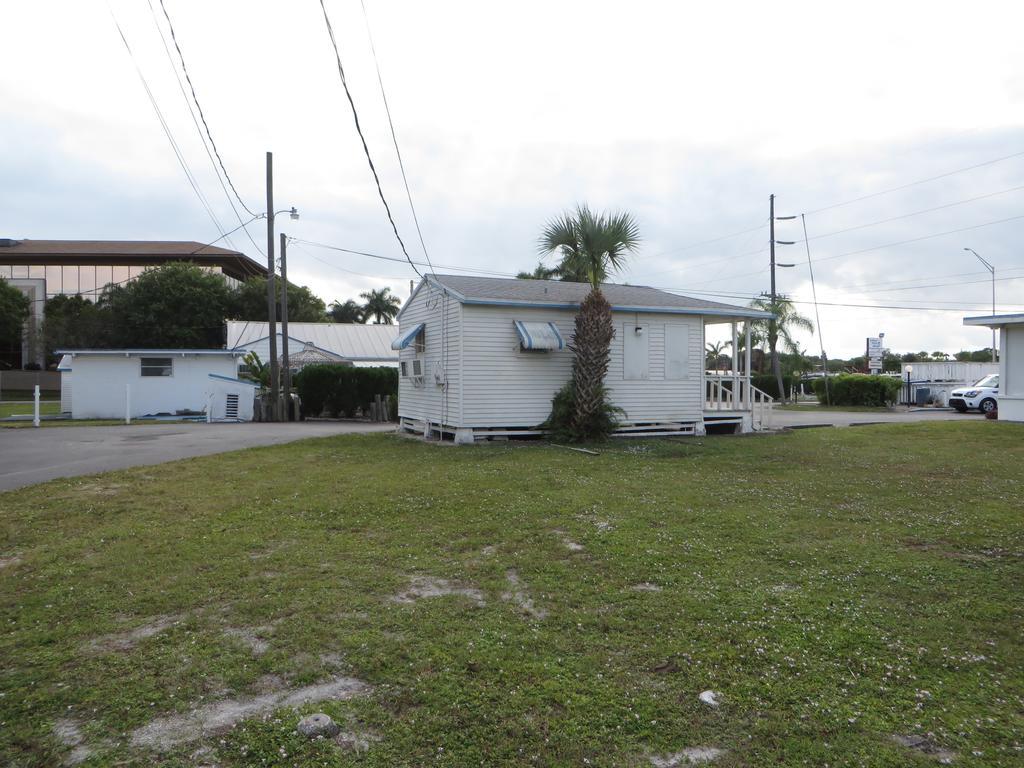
[[915, 387, 931, 406]]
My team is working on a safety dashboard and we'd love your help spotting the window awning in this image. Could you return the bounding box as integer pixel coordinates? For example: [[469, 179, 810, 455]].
[[391, 322, 425, 350], [514, 320, 565, 350]]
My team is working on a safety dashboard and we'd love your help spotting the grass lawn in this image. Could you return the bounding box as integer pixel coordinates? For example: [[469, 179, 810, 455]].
[[1, 423, 1021, 767], [0, 402, 61, 418]]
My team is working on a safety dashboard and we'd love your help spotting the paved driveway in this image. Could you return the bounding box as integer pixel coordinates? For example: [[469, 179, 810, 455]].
[[0, 421, 394, 491], [772, 406, 976, 429]]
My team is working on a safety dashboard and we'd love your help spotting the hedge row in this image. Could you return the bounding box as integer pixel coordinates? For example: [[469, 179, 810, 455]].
[[293, 364, 398, 418], [813, 374, 902, 406], [750, 374, 799, 400]]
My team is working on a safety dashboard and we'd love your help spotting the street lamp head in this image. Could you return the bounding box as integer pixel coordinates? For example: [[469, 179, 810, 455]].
[[289, 207, 299, 221]]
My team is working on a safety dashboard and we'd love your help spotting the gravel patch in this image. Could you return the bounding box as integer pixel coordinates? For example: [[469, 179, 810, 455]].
[[501, 569, 548, 620], [223, 626, 273, 656], [84, 613, 184, 653], [650, 747, 724, 766], [53, 718, 92, 766], [891, 734, 957, 763], [391, 576, 485, 607]]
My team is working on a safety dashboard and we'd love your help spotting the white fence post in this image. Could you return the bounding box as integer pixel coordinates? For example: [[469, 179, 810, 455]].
[[33, 384, 40, 428], [125, 383, 131, 425]]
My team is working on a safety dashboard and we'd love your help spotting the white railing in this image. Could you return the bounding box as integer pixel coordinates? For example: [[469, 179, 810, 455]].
[[704, 372, 775, 431]]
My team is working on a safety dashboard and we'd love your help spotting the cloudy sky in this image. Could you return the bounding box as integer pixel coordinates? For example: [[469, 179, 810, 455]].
[[2, 0, 1023, 358]]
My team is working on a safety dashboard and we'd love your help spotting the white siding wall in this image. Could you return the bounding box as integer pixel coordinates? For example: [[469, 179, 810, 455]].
[[458, 305, 705, 428], [68, 354, 241, 419], [1000, 326, 1024, 422], [396, 285, 462, 426]]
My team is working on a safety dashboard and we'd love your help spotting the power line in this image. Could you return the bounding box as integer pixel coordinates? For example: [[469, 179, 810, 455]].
[[359, 0, 435, 275], [803, 148, 1024, 215], [292, 238, 519, 277], [317, 0, 421, 278], [146, 0, 265, 258], [108, 5, 234, 249], [156, 0, 257, 218], [646, 220, 768, 260]]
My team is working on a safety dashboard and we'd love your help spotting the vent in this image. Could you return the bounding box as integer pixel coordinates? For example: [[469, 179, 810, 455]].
[[225, 393, 239, 419]]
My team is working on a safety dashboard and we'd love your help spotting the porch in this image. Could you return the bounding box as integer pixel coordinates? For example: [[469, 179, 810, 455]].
[[703, 318, 775, 432]]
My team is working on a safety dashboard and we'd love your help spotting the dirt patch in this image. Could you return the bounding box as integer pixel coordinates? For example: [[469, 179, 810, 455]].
[[223, 626, 273, 656], [0, 555, 22, 570], [335, 729, 381, 753], [650, 746, 724, 766], [84, 613, 184, 653], [130, 675, 370, 751], [391, 576, 485, 607], [501, 569, 548, 620], [902, 539, 1021, 562], [53, 718, 92, 766], [891, 734, 957, 763], [631, 582, 662, 592]]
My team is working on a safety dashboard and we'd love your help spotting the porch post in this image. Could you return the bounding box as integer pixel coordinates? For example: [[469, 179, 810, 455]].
[[731, 321, 739, 409], [744, 322, 752, 409]]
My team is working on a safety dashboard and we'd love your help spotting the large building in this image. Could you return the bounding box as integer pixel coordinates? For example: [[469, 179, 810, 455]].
[[0, 239, 265, 368]]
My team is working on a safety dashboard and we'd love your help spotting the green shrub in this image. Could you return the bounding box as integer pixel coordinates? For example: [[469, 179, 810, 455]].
[[750, 374, 798, 400], [813, 374, 901, 406], [294, 365, 398, 418], [542, 382, 623, 442]]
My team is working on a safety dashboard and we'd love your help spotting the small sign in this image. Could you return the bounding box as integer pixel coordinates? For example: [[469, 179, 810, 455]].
[[866, 337, 884, 374]]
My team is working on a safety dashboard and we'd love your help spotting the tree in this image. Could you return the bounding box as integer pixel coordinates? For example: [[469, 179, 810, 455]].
[[229, 277, 327, 322], [705, 341, 727, 372], [748, 293, 814, 404], [41, 295, 108, 361], [0, 277, 31, 349], [328, 299, 365, 324], [516, 263, 559, 280], [540, 204, 640, 440], [360, 288, 401, 325], [100, 262, 232, 348]]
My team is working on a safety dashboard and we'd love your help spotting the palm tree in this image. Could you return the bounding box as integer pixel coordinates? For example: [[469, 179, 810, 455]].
[[705, 341, 727, 372], [749, 293, 814, 403], [540, 204, 640, 439], [328, 299, 365, 324], [360, 288, 402, 325]]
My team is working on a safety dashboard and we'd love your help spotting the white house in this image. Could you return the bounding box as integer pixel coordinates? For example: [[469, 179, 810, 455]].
[[227, 321, 398, 368], [392, 274, 774, 443], [56, 349, 255, 421], [963, 313, 1024, 422]]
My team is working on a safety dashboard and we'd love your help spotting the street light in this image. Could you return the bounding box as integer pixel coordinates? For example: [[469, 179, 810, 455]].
[[964, 247, 996, 362]]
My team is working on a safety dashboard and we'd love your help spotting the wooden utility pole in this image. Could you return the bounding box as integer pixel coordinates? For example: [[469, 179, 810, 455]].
[[769, 193, 785, 403], [265, 151, 280, 420], [279, 232, 292, 419]]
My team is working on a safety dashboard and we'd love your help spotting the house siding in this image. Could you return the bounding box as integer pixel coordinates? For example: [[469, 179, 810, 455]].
[[396, 283, 462, 427]]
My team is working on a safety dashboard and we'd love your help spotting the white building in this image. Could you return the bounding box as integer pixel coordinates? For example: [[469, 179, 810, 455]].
[[56, 349, 255, 421], [392, 274, 774, 443], [227, 321, 398, 368], [963, 313, 1024, 422], [903, 361, 999, 406]]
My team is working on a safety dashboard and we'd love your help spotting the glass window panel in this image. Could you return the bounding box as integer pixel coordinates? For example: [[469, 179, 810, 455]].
[[62, 265, 79, 294], [111, 265, 130, 286], [45, 265, 62, 295], [0, 265, 12, 278], [140, 357, 173, 377], [95, 265, 113, 292], [12, 265, 28, 278], [29, 265, 45, 279], [129, 265, 145, 279], [78, 265, 96, 297]]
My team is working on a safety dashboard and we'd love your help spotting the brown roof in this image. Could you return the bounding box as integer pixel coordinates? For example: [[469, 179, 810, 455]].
[[0, 239, 266, 279]]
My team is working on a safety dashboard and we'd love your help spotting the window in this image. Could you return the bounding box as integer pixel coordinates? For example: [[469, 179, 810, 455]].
[[140, 357, 173, 377], [413, 328, 426, 354], [400, 361, 408, 377], [412, 359, 423, 376]]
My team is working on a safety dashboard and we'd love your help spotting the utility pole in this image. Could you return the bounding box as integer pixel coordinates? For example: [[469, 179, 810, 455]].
[[964, 248, 996, 362], [279, 232, 292, 419], [769, 194, 785, 403], [266, 151, 280, 421]]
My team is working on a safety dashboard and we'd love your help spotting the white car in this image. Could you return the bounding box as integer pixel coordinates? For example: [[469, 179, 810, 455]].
[[949, 374, 999, 414]]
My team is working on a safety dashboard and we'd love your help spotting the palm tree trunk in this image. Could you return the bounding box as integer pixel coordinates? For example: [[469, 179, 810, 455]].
[[570, 288, 615, 436]]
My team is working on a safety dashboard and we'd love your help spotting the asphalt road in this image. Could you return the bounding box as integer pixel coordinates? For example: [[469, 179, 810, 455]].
[[772, 406, 975, 429], [0, 421, 394, 492]]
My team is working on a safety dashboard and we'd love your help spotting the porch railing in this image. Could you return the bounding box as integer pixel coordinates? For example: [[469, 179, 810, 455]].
[[705, 372, 775, 431]]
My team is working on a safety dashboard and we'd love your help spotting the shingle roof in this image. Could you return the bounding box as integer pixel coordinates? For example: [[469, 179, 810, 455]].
[[226, 321, 398, 361], [425, 274, 771, 319], [0, 239, 266, 279]]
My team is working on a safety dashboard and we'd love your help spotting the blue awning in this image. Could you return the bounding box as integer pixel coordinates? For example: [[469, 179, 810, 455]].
[[514, 320, 565, 350], [391, 322, 425, 350]]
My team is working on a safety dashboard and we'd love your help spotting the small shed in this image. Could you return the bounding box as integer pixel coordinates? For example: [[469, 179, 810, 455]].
[[55, 349, 252, 421], [963, 313, 1024, 422], [393, 274, 773, 442]]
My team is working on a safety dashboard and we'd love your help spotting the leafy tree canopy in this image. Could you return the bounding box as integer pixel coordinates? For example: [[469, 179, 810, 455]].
[[0, 277, 31, 344], [229, 277, 327, 322]]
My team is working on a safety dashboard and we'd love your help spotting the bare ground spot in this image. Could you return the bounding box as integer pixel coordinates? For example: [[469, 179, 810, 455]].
[[335, 729, 381, 753], [391, 576, 485, 607], [0, 554, 22, 570], [891, 734, 957, 764], [552, 529, 585, 552], [501, 569, 548, 620], [650, 747, 724, 766], [631, 582, 663, 592], [53, 718, 92, 766], [223, 626, 273, 656], [84, 613, 185, 653], [130, 676, 370, 751]]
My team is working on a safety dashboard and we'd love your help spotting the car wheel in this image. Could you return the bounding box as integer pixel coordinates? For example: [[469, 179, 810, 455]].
[[953, 404, 968, 413], [979, 398, 997, 414]]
